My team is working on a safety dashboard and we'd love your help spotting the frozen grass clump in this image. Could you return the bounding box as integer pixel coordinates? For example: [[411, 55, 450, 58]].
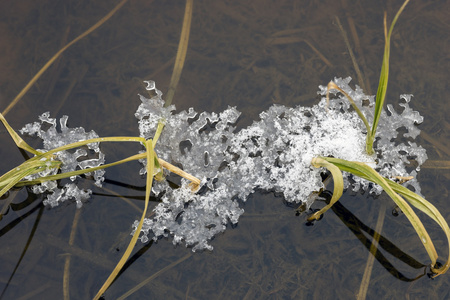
[[20, 113, 105, 207], [134, 77, 427, 251], [319, 77, 427, 194]]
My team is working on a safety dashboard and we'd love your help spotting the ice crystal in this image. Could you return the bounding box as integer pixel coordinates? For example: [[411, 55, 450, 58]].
[[20, 113, 105, 207], [43, 183, 92, 209], [133, 78, 427, 251]]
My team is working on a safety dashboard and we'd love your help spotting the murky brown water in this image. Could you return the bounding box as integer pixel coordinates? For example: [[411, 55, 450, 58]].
[[0, 0, 449, 299]]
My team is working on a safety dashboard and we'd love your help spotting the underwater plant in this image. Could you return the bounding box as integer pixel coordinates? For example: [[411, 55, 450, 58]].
[[0, 0, 449, 298]]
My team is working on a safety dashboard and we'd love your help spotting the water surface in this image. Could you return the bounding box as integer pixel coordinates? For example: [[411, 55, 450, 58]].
[[0, 0, 449, 299]]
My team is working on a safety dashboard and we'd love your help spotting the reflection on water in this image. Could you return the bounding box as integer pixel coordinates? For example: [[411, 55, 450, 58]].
[[0, 0, 449, 299]]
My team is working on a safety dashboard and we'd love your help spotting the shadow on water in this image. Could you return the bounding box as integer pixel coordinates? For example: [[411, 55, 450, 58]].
[[0, 0, 449, 299]]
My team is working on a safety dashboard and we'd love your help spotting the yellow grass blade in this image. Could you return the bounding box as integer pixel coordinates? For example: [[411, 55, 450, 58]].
[[93, 139, 155, 300], [326, 81, 371, 134], [116, 253, 192, 300], [357, 202, 386, 300], [164, 0, 194, 108], [319, 157, 446, 275], [307, 157, 344, 221], [0, 112, 40, 155], [2, 0, 128, 116]]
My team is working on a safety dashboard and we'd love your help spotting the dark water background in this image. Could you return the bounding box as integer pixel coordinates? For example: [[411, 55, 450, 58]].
[[0, 0, 449, 299]]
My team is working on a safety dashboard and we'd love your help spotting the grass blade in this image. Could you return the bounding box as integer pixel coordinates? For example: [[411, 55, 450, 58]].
[[0, 112, 40, 155], [93, 139, 155, 300], [2, 0, 128, 116], [326, 81, 371, 134], [165, 0, 193, 108], [388, 181, 450, 277], [367, 0, 410, 154], [318, 156, 447, 274], [307, 157, 344, 221]]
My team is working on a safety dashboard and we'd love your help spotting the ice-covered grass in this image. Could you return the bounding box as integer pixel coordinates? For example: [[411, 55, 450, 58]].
[[18, 112, 105, 208]]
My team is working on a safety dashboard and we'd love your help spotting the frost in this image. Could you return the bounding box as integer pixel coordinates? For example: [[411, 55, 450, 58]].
[[20, 113, 105, 208], [43, 183, 92, 209], [132, 181, 243, 251], [133, 78, 427, 251], [135, 80, 176, 141]]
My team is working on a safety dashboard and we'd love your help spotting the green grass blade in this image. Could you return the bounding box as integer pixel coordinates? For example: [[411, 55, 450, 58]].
[[388, 182, 441, 223], [0, 136, 146, 191], [367, 0, 410, 154], [320, 157, 450, 275], [0, 158, 61, 195], [0, 167, 44, 198], [15, 152, 146, 187]]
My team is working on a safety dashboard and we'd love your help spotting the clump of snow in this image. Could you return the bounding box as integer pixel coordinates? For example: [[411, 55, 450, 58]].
[[20, 113, 105, 208], [133, 78, 427, 251]]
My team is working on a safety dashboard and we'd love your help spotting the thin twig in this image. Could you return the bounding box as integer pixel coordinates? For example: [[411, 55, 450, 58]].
[[63, 209, 82, 300], [335, 16, 367, 93], [165, 0, 194, 107]]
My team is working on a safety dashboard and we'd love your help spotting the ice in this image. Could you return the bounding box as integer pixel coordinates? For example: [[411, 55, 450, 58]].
[[135, 80, 176, 140], [133, 78, 427, 251], [20, 78, 427, 250], [43, 183, 92, 209], [20, 113, 106, 208]]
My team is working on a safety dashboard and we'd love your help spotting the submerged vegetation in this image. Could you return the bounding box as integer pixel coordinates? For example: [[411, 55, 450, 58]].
[[0, 0, 449, 299]]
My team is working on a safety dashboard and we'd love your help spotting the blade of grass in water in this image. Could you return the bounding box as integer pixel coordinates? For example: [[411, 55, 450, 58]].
[[93, 139, 155, 300], [307, 157, 344, 221], [164, 0, 193, 108], [366, 0, 410, 154], [1, 0, 129, 116], [316, 156, 450, 277]]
